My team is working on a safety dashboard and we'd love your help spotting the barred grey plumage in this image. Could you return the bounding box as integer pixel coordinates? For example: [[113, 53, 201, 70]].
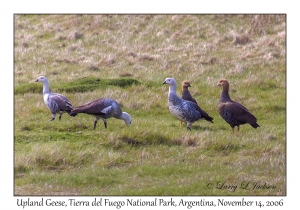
[[218, 79, 259, 134], [163, 78, 213, 130], [70, 98, 132, 129], [35, 76, 76, 121]]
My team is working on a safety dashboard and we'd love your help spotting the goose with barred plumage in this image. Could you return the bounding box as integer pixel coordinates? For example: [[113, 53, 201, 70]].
[[70, 98, 132, 129], [35, 76, 76, 121], [163, 78, 213, 130]]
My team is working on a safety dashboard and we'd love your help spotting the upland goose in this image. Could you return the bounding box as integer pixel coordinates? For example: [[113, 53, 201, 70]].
[[163, 78, 213, 130], [218, 79, 259, 133], [35, 76, 76, 121], [181, 80, 198, 104], [70, 98, 132, 129], [180, 80, 198, 127]]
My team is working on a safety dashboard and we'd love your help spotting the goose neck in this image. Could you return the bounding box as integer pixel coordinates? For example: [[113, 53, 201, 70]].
[[42, 80, 50, 95], [169, 84, 177, 94], [220, 90, 231, 102]]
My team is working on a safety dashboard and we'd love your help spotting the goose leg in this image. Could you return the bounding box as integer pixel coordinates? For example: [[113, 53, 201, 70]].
[[187, 122, 192, 131], [59, 114, 62, 121], [93, 116, 100, 129], [49, 113, 56, 122], [93, 120, 98, 129], [101, 118, 107, 128]]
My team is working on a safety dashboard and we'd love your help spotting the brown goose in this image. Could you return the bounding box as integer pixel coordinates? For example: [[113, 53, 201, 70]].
[[70, 98, 132, 129], [218, 79, 259, 134], [181, 80, 198, 104], [180, 80, 198, 127]]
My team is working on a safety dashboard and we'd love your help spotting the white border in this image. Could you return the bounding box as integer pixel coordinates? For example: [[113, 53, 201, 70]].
[[3, 0, 297, 208]]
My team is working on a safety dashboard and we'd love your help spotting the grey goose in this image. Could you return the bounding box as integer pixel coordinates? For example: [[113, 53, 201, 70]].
[[163, 78, 213, 130], [35, 76, 76, 121], [70, 98, 132, 129]]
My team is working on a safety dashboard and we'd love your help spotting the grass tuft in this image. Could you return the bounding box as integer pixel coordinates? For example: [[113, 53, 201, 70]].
[[231, 34, 252, 45]]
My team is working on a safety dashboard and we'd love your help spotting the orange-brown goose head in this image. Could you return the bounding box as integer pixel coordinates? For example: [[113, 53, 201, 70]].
[[218, 79, 230, 92], [182, 80, 191, 90]]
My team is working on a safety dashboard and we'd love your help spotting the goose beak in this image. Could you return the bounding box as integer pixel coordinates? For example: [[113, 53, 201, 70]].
[[35, 79, 38, 82], [162, 81, 167, 84]]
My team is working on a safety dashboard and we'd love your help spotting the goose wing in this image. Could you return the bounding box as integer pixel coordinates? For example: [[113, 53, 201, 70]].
[[222, 101, 257, 124], [49, 93, 73, 111]]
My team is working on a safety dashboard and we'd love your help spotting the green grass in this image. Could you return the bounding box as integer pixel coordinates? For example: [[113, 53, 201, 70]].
[[14, 14, 286, 195], [14, 76, 141, 94]]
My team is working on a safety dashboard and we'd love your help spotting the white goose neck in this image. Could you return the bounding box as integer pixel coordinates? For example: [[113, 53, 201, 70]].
[[121, 112, 131, 126], [169, 83, 177, 94], [121, 112, 129, 120], [42, 79, 51, 95]]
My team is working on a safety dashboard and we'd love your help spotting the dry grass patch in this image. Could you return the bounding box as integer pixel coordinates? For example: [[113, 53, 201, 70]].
[[231, 34, 252, 45]]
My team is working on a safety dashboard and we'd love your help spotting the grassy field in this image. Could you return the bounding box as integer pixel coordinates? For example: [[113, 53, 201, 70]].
[[14, 14, 286, 195]]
